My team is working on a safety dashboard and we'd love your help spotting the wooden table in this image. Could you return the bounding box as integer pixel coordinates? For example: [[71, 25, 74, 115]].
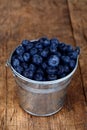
[[0, 0, 87, 130]]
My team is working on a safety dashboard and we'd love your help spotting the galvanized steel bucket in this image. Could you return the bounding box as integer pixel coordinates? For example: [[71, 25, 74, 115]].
[[6, 47, 78, 116]]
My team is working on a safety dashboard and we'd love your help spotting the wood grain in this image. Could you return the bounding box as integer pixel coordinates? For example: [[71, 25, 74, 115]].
[[0, 0, 87, 130]]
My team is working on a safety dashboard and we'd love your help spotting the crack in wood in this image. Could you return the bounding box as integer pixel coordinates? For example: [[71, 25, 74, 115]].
[[78, 62, 87, 104]]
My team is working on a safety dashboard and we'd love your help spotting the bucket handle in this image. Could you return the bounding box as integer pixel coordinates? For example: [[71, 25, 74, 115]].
[[6, 58, 11, 68]]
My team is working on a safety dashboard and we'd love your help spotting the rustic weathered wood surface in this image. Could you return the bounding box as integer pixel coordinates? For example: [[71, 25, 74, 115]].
[[0, 0, 87, 130]]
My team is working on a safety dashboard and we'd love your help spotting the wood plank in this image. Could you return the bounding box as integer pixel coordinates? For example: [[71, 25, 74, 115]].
[[67, 0, 87, 101], [67, 0, 87, 129], [6, 0, 29, 129], [0, 0, 10, 129]]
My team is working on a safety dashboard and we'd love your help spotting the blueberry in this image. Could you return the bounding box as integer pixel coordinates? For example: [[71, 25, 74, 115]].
[[23, 70, 34, 79], [48, 55, 60, 67], [41, 48, 49, 57], [22, 40, 30, 47], [43, 39, 50, 47], [30, 47, 37, 55], [61, 56, 70, 64], [32, 54, 43, 65], [25, 42, 33, 51], [69, 51, 78, 60], [29, 64, 36, 71], [41, 62, 47, 69], [23, 71, 29, 78], [36, 68, 44, 75], [11, 55, 17, 61], [34, 73, 43, 81], [59, 42, 65, 49], [39, 37, 50, 47], [47, 74, 57, 81], [59, 43, 67, 52], [35, 42, 43, 49], [69, 60, 76, 69], [15, 46, 25, 55], [54, 52, 61, 57], [50, 38, 59, 47], [59, 73, 66, 78], [46, 66, 57, 74], [22, 62, 28, 69], [57, 65, 64, 75], [64, 65, 70, 74], [38, 48, 43, 52], [28, 70, 34, 79], [50, 44, 57, 53], [39, 37, 48, 43], [23, 53, 30, 62], [67, 44, 73, 52], [18, 55, 24, 62], [15, 66, 23, 74], [12, 58, 20, 67], [62, 46, 68, 52]]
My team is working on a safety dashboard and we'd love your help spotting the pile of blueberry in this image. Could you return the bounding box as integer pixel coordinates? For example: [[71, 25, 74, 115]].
[[11, 37, 80, 81]]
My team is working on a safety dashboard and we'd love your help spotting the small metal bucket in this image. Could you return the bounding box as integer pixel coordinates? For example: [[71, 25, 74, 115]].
[[6, 47, 78, 116]]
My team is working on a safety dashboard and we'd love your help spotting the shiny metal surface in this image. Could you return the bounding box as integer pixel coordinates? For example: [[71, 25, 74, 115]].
[[6, 45, 78, 116]]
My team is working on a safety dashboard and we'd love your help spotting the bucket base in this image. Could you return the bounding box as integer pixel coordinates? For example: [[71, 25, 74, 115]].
[[20, 105, 64, 117]]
